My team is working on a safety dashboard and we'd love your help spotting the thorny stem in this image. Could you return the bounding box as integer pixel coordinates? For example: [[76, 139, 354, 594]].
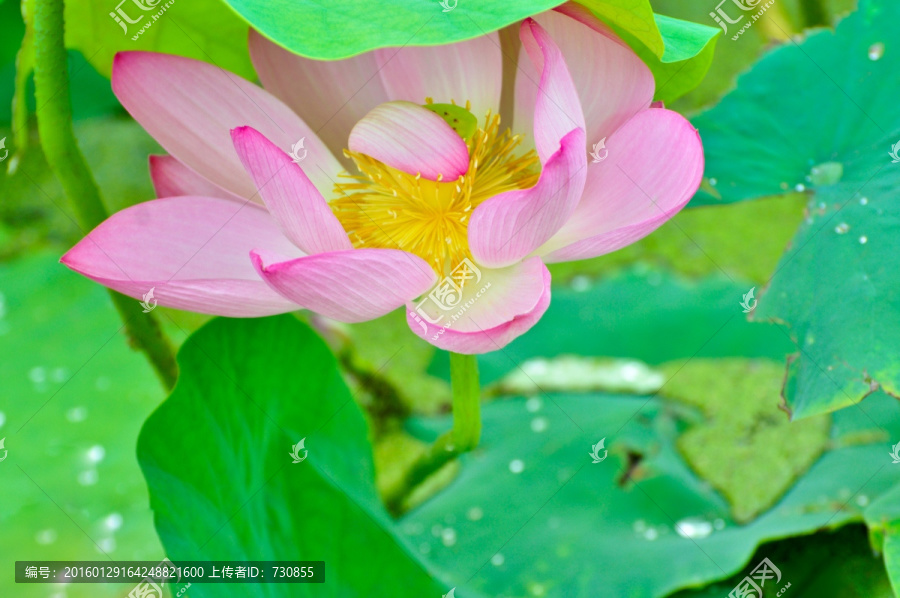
[[32, 0, 178, 390], [384, 352, 481, 514]]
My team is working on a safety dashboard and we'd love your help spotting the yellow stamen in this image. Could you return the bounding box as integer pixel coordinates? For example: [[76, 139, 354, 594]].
[[331, 111, 540, 277]]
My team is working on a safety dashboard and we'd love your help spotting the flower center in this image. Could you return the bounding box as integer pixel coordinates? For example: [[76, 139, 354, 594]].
[[331, 100, 540, 277]]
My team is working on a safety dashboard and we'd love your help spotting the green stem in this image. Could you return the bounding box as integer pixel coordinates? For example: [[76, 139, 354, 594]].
[[12, 0, 35, 168], [32, 0, 178, 390], [449, 352, 481, 450], [384, 352, 481, 514]]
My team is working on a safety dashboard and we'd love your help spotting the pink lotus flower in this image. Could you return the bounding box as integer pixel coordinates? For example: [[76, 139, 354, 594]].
[[62, 4, 703, 355]]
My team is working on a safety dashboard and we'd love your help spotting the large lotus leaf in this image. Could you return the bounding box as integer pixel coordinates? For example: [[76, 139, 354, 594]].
[[689, 0, 900, 420], [0, 253, 167, 598], [399, 387, 900, 596], [221, 0, 716, 102], [137, 316, 448, 597]]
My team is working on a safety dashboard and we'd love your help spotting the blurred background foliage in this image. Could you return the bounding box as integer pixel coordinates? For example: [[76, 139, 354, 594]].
[[8, 0, 900, 596]]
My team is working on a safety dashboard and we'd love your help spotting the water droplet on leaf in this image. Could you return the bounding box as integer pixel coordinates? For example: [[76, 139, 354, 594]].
[[868, 42, 885, 61], [675, 517, 714, 539]]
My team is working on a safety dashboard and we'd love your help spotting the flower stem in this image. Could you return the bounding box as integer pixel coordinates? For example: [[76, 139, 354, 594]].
[[383, 352, 481, 514], [32, 0, 178, 390], [449, 352, 481, 451]]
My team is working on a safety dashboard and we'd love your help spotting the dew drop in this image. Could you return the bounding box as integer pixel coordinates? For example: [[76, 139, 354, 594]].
[[530, 417, 548, 433], [467, 506, 484, 521], [441, 527, 457, 547], [86, 445, 105, 464], [859, 236, 868, 244], [36, 529, 58, 545], [856, 494, 870, 507], [509, 459, 525, 474], [97, 537, 116, 553], [868, 42, 885, 61], [491, 553, 505, 566], [709, 178, 717, 186], [0, 411, 5, 429], [525, 397, 542, 413], [794, 184, 806, 192], [643, 527, 659, 541], [29, 366, 47, 384], [713, 518, 726, 530], [78, 470, 99, 486], [95, 377, 111, 391], [529, 582, 546, 596], [834, 222, 850, 234], [104, 513, 123, 532], [860, 197, 869, 205], [66, 406, 88, 423], [675, 517, 714, 539], [633, 519, 647, 533], [418, 542, 431, 555]]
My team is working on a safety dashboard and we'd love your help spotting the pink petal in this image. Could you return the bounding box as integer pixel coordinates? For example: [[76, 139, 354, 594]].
[[348, 101, 469, 181], [375, 33, 502, 119], [517, 18, 586, 163], [468, 128, 586, 269], [231, 126, 352, 255], [149, 155, 245, 203], [405, 257, 551, 354], [249, 30, 389, 164], [112, 51, 342, 201], [61, 197, 303, 317], [538, 108, 704, 263], [250, 248, 436, 323], [514, 7, 654, 154]]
